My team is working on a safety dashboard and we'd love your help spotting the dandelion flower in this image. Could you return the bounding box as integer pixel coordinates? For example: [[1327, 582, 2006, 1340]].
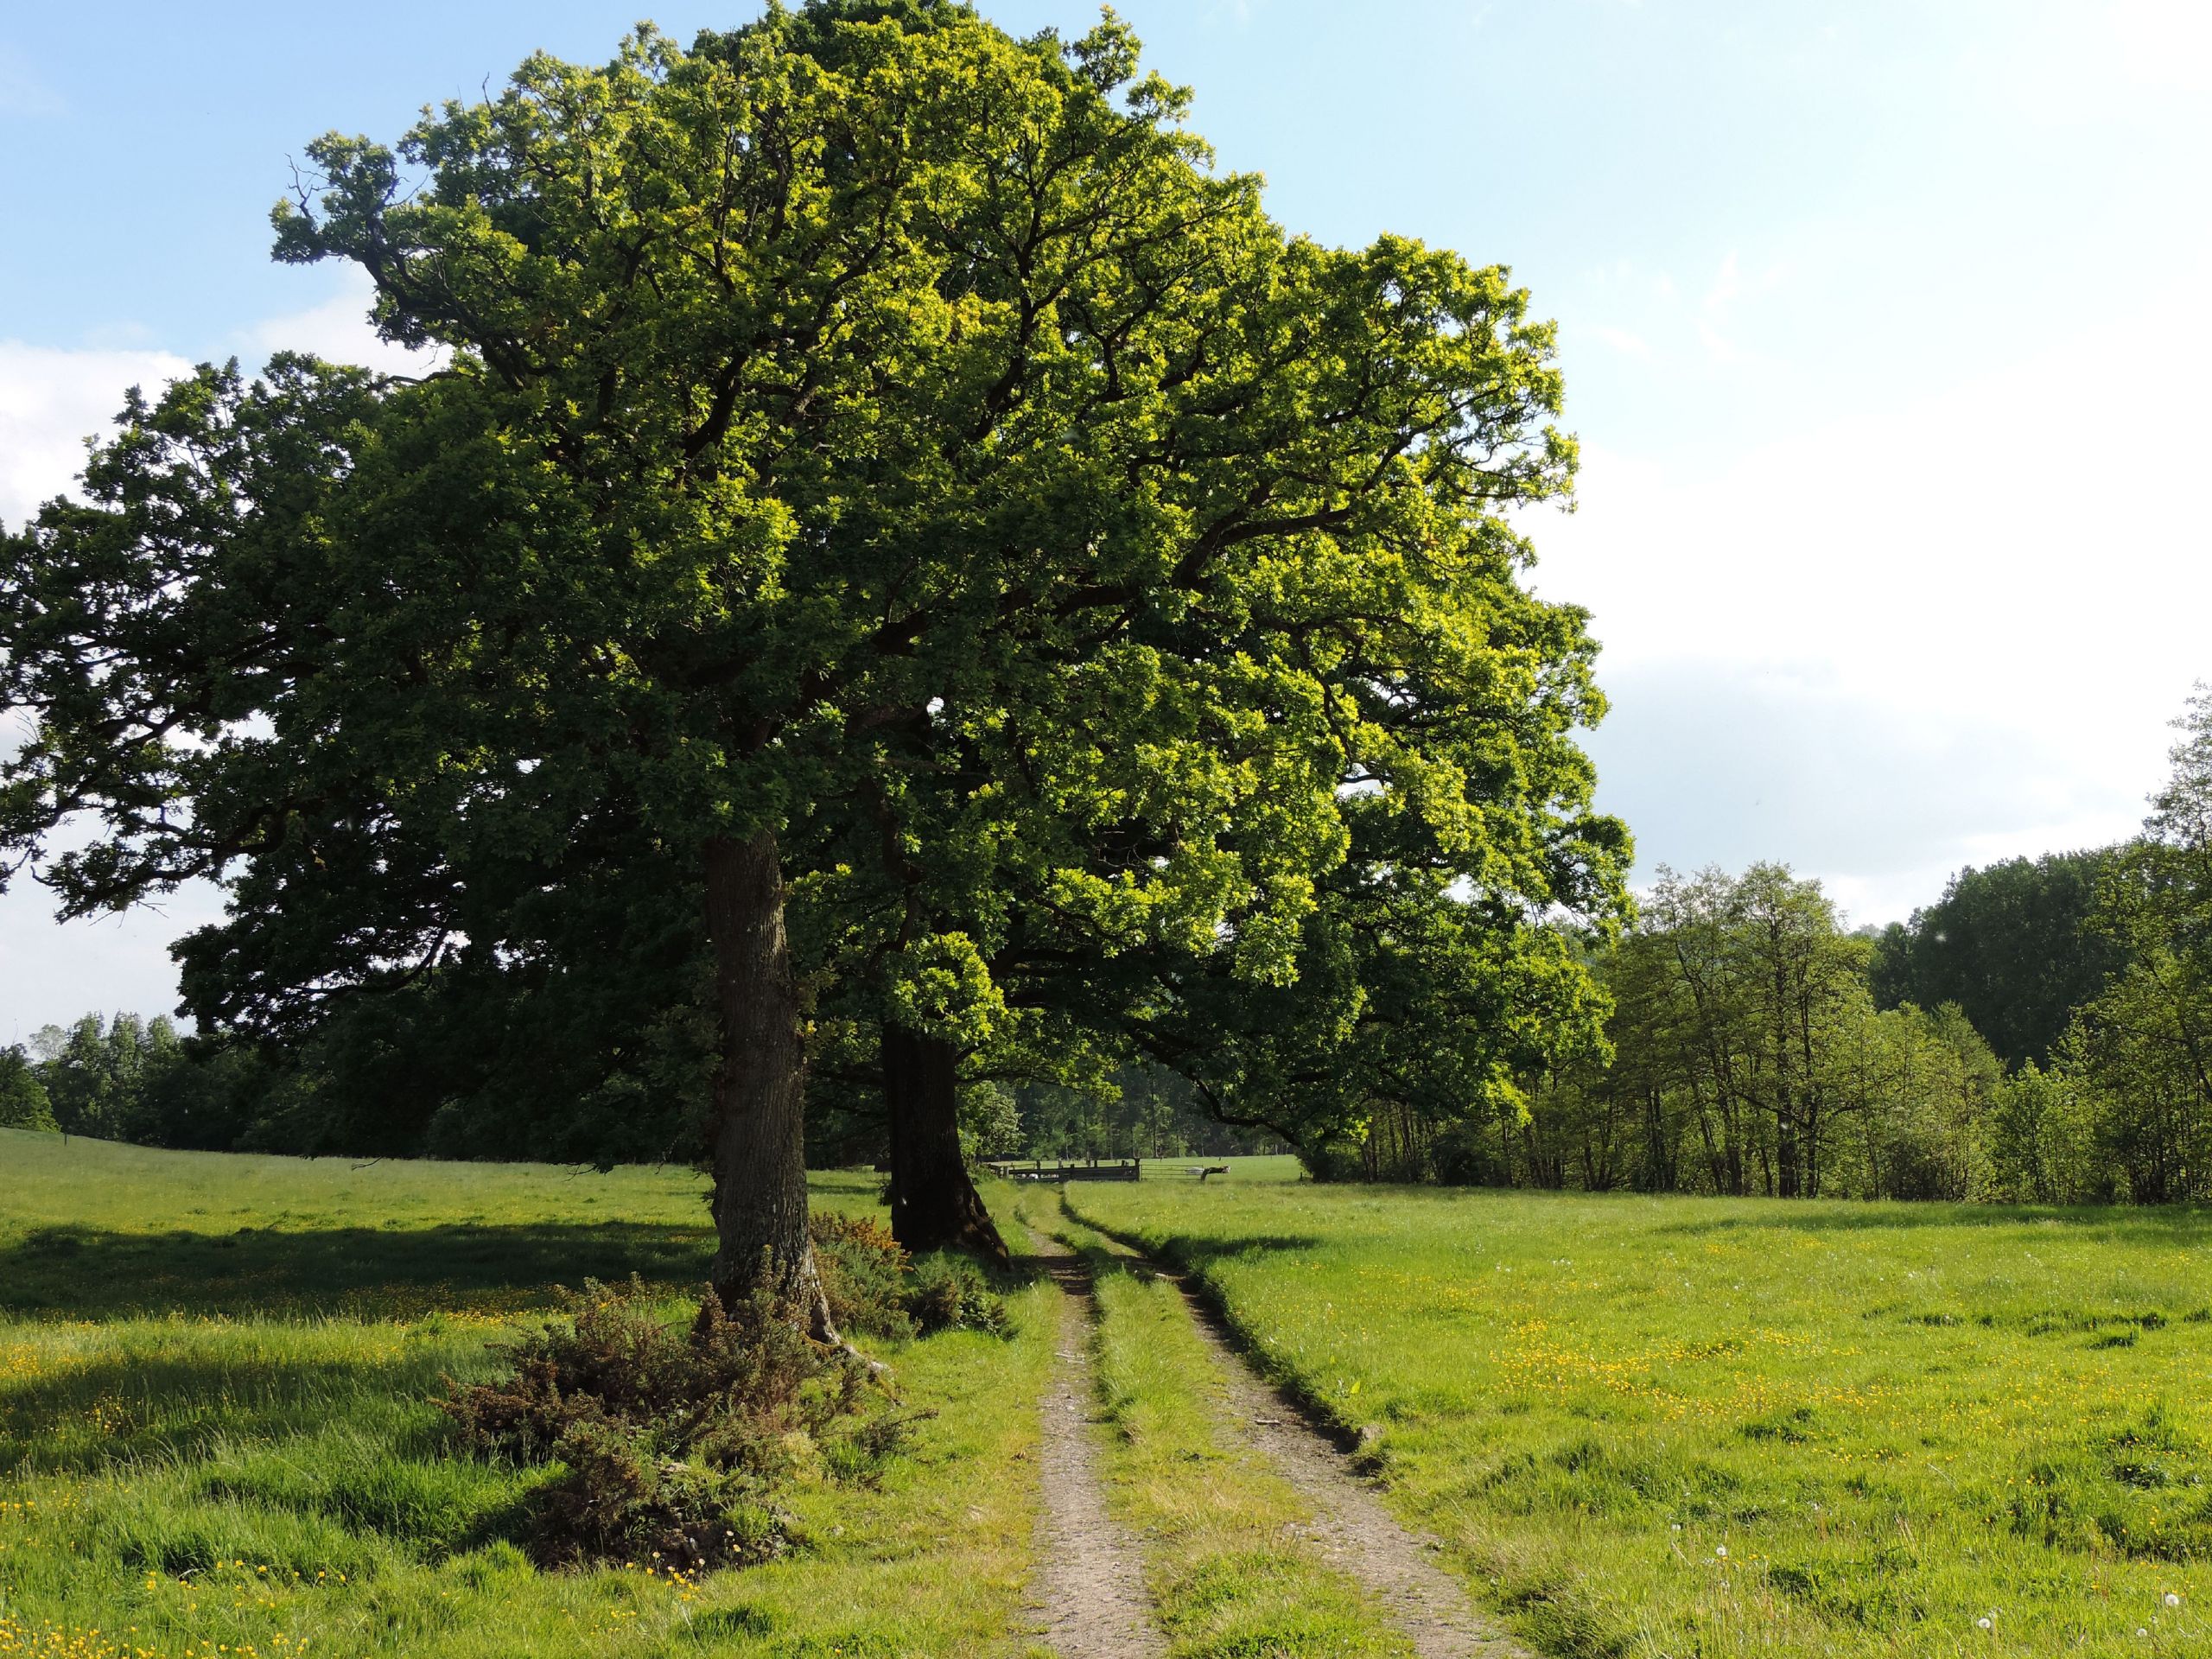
[[1978, 1618, 1993, 1630], [2166, 1593, 2182, 1607], [1715, 1545, 1728, 1559]]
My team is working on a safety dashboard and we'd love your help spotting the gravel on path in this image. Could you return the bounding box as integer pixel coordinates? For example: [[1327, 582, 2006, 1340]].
[[1077, 1205, 1535, 1659], [1025, 1233, 1167, 1659]]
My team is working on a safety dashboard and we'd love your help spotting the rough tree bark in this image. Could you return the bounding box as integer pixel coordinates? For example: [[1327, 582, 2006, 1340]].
[[703, 830, 836, 1337], [881, 1022, 1009, 1263]]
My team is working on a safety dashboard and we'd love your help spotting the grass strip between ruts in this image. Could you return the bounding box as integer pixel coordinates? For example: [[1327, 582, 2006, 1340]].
[[1014, 1185, 1414, 1659]]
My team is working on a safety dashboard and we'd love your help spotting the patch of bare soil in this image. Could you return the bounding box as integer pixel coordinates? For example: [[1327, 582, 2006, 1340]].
[[1026, 1234, 1166, 1658]]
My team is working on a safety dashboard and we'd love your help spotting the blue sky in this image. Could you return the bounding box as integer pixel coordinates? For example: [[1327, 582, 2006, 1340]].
[[3, 1, 2209, 1034]]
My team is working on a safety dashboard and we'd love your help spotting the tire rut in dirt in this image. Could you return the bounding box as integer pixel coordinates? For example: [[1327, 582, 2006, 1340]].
[[1026, 1237, 1166, 1658], [1122, 1241, 1532, 1658]]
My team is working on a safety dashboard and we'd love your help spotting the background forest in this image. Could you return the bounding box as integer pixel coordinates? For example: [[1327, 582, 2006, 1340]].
[[1352, 689, 2212, 1203], [10, 690, 2207, 1204]]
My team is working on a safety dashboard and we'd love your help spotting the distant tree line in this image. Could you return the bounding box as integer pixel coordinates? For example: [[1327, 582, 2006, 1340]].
[[0, 1008, 1279, 1169], [2024, 689, 2212, 1202], [1315, 862, 2009, 1198], [0, 1043, 57, 1131], [1867, 848, 2121, 1071], [994, 1069, 1285, 1162], [802, 1058, 1283, 1166], [1313, 688, 2212, 1205], [15, 689, 2208, 1212], [0, 994, 715, 1165], [2, 1014, 256, 1147]]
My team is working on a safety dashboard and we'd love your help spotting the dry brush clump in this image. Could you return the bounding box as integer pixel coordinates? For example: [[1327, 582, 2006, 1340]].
[[441, 1276, 883, 1570], [440, 1221, 1008, 1571], [810, 1211, 1011, 1341]]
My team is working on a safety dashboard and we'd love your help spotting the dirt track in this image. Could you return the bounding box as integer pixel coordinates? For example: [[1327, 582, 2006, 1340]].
[[1023, 1205, 1532, 1657], [1165, 1268, 1531, 1659], [1027, 1233, 1166, 1657]]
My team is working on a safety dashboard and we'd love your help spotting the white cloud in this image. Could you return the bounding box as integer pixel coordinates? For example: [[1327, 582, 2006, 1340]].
[[1991, 0, 2212, 122], [0, 270, 443, 1032], [0, 876, 225, 1039], [1536, 286, 2212, 918], [0, 357, 226, 1027], [234, 267, 448, 378], [1574, 251, 1787, 372], [1201, 0, 1271, 28], [1694, 249, 1786, 365], [1549, 298, 2212, 714], [0, 342, 194, 527], [1580, 259, 1678, 307], [2109, 0, 2212, 92], [1590, 324, 1653, 360], [0, 273, 443, 532], [1583, 660, 2155, 926]]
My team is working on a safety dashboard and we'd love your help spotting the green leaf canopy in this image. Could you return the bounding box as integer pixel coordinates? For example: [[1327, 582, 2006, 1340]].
[[0, 3, 1627, 1306]]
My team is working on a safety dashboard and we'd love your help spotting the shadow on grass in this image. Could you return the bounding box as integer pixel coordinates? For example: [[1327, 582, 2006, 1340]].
[[0, 1335, 543, 1561], [0, 1218, 715, 1319], [0, 1347, 453, 1473], [1108, 1232, 1324, 1276], [0, 1221, 698, 1553]]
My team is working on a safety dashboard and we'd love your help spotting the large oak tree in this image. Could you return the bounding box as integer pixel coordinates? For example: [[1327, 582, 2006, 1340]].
[[0, 2, 1624, 1316]]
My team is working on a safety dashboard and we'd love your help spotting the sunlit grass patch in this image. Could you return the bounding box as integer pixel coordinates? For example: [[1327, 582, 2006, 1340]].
[[1016, 1188, 1410, 1657], [0, 1135, 1051, 1657], [1068, 1180, 2212, 1657]]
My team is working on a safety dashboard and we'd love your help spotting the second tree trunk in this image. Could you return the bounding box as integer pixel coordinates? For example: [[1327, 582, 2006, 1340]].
[[881, 1023, 1009, 1262]]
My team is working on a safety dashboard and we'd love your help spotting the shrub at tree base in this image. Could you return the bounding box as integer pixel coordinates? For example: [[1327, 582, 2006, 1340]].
[[441, 1278, 888, 1570], [905, 1258, 1012, 1338], [810, 1214, 913, 1340], [809, 1211, 1012, 1341]]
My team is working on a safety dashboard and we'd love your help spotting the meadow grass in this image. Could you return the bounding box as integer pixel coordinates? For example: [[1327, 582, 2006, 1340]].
[[0, 1131, 1053, 1659], [1008, 1185, 1411, 1659], [1134, 1155, 1306, 1185], [1066, 1179, 2212, 1658], [23, 1127, 2202, 1656]]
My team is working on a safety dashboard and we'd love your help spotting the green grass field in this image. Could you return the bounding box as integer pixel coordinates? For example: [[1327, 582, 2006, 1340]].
[[0, 1130, 1052, 1659], [1007, 1185, 1414, 1658], [10, 1128, 2212, 1657], [1137, 1155, 1306, 1184], [1067, 1179, 2212, 1657]]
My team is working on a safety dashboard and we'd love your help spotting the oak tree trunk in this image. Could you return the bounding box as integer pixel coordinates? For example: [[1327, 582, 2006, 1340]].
[[703, 830, 835, 1337], [882, 1022, 1009, 1263]]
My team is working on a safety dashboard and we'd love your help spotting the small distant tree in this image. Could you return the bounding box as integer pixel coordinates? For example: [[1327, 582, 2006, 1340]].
[[0, 1046, 56, 1131], [2061, 689, 2212, 1203]]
